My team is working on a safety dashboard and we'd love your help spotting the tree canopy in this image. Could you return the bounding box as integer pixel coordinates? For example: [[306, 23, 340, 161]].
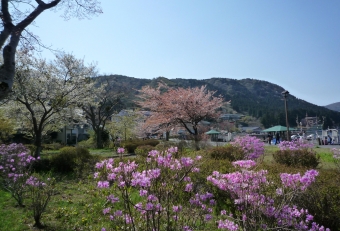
[[0, 0, 102, 100], [138, 83, 224, 144]]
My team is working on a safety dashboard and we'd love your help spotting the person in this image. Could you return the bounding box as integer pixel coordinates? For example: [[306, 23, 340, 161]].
[[328, 135, 332, 145], [275, 132, 280, 145], [267, 133, 272, 145]]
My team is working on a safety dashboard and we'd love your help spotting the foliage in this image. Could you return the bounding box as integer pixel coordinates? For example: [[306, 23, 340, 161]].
[[230, 135, 265, 160], [108, 110, 140, 143], [5, 53, 97, 158], [208, 160, 329, 230], [121, 139, 160, 153], [273, 143, 320, 168], [81, 82, 125, 149], [41, 143, 64, 151], [0, 143, 37, 206], [331, 148, 340, 172], [26, 174, 56, 228], [0, 0, 102, 100], [134, 145, 155, 157], [0, 110, 16, 142], [208, 145, 246, 161], [278, 139, 314, 151], [50, 147, 93, 174], [273, 149, 320, 168], [95, 147, 215, 231], [138, 83, 224, 146]]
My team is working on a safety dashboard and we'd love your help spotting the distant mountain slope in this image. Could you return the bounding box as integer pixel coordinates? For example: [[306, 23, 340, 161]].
[[325, 102, 340, 112], [96, 75, 340, 129]]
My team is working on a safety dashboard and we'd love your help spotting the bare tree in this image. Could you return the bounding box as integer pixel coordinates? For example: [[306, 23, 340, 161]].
[[0, 0, 102, 100]]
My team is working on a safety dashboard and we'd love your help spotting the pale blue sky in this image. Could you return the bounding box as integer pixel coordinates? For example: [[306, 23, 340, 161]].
[[29, 0, 340, 106]]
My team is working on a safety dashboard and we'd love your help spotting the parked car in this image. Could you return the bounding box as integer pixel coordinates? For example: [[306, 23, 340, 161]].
[[291, 134, 302, 140], [306, 134, 314, 140]]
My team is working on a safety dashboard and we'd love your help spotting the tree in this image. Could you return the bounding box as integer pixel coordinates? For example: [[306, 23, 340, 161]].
[[138, 83, 224, 148], [6, 53, 96, 157], [0, 0, 102, 100], [107, 110, 139, 142], [81, 82, 125, 149]]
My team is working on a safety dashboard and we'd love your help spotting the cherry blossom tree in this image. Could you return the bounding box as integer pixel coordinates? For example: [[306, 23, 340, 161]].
[[5, 53, 96, 157], [0, 0, 102, 100], [138, 83, 224, 148], [81, 82, 125, 149]]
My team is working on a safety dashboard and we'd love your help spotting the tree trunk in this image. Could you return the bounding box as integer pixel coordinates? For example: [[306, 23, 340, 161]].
[[34, 132, 43, 158], [96, 129, 103, 149], [193, 126, 200, 150], [165, 131, 170, 141]]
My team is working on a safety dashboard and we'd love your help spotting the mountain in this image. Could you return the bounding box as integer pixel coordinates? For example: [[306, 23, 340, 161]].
[[96, 75, 340, 129], [325, 102, 340, 112]]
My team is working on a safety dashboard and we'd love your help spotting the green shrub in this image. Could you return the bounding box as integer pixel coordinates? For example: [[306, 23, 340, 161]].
[[208, 145, 245, 161], [42, 143, 64, 150], [25, 144, 36, 155], [273, 149, 320, 168], [293, 170, 340, 231], [77, 139, 96, 149], [141, 139, 160, 147], [134, 145, 155, 157], [155, 141, 178, 151], [32, 158, 52, 173], [50, 147, 93, 174], [121, 139, 160, 153], [123, 142, 139, 153]]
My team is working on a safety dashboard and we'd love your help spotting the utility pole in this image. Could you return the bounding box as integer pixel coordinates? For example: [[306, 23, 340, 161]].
[[282, 90, 290, 141]]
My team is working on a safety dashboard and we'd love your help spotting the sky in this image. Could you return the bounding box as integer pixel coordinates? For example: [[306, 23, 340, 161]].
[[27, 0, 340, 106]]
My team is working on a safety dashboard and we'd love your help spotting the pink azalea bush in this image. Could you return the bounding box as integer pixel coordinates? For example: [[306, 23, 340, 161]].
[[274, 140, 319, 168], [95, 147, 214, 231], [278, 139, 314, 151], [26, 175, 55, 228], [207, 160, 329, 231], [0, 143, 37, 206], [230, 135, 265, 160]]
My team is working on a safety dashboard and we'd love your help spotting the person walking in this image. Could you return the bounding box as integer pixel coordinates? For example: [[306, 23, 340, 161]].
[[275, 132, 280, 145]]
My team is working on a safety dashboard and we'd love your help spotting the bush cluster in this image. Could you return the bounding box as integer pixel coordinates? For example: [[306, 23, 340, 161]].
[[50, 147, 94, 173], [134, 145, 155, 157], [121, 139, 160, 153], [41, 143, 64, 150], [208, 145, 245, 161], [273, 148, 320, 168], [293, 170, 340, 231]]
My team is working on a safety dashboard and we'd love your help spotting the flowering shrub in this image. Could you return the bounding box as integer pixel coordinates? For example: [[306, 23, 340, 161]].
[[278, 139, 314, 151], [134, 145, 155, 157], [95, 147, 214, 231], [207, 160, 329, 231], [230, 135, 265, 160], [0, 143, 37, 206], [26, 174, 55, 228]]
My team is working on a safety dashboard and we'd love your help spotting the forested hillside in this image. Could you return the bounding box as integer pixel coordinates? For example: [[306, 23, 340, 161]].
[[325, 102, 340, 112], [96, 75, 340, 129]]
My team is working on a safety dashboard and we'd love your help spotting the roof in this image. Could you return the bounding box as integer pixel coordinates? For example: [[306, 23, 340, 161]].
[[205, 129, 221, 134], [262, 125, 297, 132]]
